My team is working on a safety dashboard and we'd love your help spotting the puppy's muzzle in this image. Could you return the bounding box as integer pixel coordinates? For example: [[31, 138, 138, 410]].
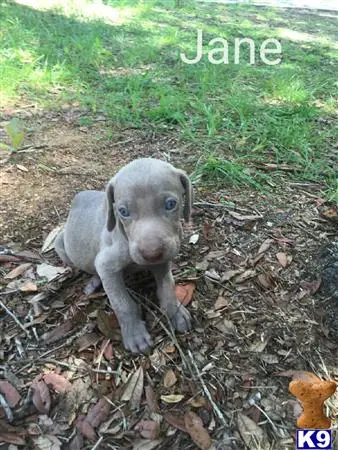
[[138, 242, 165, 264]]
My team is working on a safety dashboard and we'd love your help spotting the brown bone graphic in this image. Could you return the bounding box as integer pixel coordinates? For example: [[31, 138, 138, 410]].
[[284, 371, 337, 429]]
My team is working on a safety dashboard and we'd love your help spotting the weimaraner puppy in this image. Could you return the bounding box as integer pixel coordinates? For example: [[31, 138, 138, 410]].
[[54, 158, 192, 353]]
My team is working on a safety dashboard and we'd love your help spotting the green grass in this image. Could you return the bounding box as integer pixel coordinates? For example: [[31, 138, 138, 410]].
[[0, 0, 337, 199]]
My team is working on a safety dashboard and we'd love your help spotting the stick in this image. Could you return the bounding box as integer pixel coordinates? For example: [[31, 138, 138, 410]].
[[188, 350, 226, 425], [0, 300, 31, 338]]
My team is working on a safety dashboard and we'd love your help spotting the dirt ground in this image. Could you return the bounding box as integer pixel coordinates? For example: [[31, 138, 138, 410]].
[[0, 107, 337, 449]]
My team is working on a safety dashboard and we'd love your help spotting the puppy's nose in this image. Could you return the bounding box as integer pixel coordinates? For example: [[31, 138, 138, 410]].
[[140, 245, 164, 263]]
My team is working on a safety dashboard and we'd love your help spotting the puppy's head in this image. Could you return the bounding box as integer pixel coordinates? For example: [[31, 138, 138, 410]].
[[106, 158, 193, 265]]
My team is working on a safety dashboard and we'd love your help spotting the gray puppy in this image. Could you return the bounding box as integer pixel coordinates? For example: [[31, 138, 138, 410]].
[[55, 158, 193, 353]]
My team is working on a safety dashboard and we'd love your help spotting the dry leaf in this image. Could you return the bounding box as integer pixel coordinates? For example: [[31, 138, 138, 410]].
[[145, 385, 159, 413], [76, 332, 101, 352], [32, 435, 62, 450], [163, 344, 176, 354], [97, 310, 119, 339], [42, 318, 74, 344], [7, 279, 38, 292], [121, 367, 144, 410], [189, 233, 199, 245], [257, 239, 273, 254], [300, 279, 321, 294], [234, 269, 255, 284], [257, 273, 273, 289], [175, 282, 195, 306], [214, 318, 235, 335], [214, 296, 228, 310], [149, 349, 166, 371], [16, 164, 28, 172], [31, 377, 51, 414], [188, 396, 207, 408], [276, 252, 289, 268], [76, 416, 96, 441], [160, 394, 184, 404], [0, 381, 21, 407], [36, 263, 68, 282], [135, 420, 160, 440], [237, 412, 267, 448], [228, 211, 262, 221], [164, 412, 187, 432], [163, 370, 177, 388], [69, 434, 83, 450], [41, 225, 64, 253], [43, 373, 71, 393], [0, 432, 26, 446], [86, 397, 111, 428], [279, 370, 321, 382], [221, 269, 242, 282], [132, 439, 162, 450], [184, 411, 212, 450], [4, 263, 32, 280]]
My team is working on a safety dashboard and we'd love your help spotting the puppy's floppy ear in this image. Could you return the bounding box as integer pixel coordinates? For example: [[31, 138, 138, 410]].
[[105, 178, 116, 232], [176, 169, 193, 223]]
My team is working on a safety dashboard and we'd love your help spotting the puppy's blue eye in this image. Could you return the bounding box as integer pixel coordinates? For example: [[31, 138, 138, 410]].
[[165, 198, 177, 211], [118, 206, 130, 218]]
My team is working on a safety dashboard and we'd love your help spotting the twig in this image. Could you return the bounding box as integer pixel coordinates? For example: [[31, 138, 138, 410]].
[[0, 393, 13, 422], [194, 201, 235, 208], [188, 349, 226, 426], [0, 290, 20, 296], [91, 436, 103, 450], [0, 300, 31, 338]]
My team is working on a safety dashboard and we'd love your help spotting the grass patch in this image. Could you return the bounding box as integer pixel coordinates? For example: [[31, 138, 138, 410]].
[[0, 0, 337, 198]]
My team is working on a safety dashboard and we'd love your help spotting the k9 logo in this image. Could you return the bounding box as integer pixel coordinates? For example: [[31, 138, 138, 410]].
[[296, 430, 332, 449]]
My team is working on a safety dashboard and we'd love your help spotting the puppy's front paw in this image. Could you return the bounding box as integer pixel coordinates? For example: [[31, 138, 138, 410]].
[[170, 304, 191, 333], [121, 319, 152, 354]]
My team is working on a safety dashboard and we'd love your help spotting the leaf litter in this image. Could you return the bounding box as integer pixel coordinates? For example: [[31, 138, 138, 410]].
[[0, 130, 338, 449]]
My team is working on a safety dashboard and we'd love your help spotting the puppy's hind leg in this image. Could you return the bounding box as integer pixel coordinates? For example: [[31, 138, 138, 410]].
[[54, 231, 72, 266]]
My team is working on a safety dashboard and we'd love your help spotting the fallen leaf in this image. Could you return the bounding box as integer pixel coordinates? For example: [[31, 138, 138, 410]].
[[164, 412, 187, 432], [237, 412, 268, 448], [300, 279, 321, 294], [76, 416, 96, 441], [132, 439, 162, 450], [260, 354, 278, 364], [69, 434, 84, 450], [86, 396, 111, 428], [149, 349, 166, 371], [214, 318, 235, 335], [0, 381, 21, 407], [145, 385, 159, 413], [135, 420, 160, 440], [7, 279, 38, 292], [160, 394, 184, 404], [214, 296, 228, 310], [0, 432, 26, 446], [76, 332, 101, 352], [36, 263, 68, 282], [276, 252, 289, 268], [16, 164, 28, 173], [121, 367, 144, 410], [4, 263, 32, 280], [32, 435, 62, 450], [43, 373, 71, 393], [234, 269, 256, 284], [163, 370, 177, 388], [257, 273, 274, 290], [97, 310, 119, 339], [188, 396, 207, 408], [257, 239, 273, 255], [205, 269, 221, 281], [279, 370, 321, 382], [249, 340, 268, 353], [41, 225, 64, 253], [228, 211, 262, 221], [221, 269, 242, 282], [163, 344, 176, 354], [184, 411, 212, 450], [175, 282, 195, 306], [31, 376, 51, 414], [189, 233, 199, 245], [42, 318, 75, 344]]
